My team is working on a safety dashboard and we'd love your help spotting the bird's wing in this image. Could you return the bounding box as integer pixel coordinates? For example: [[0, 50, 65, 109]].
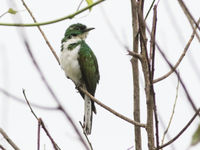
[[78, 40, 100, 96]]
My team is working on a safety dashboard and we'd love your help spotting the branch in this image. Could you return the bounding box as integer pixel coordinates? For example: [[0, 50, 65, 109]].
[[79, 121, 93, 150], [23, 90, 61, 150], [39, 118, 61, 150], [161, 78, 180, 148], [0, 87, 58, 111], [153, 18, 200, 83], [21, 0, 60, 65], [146, 26, 200, 116], [37, 121, 41, 150], [138, 1, 155, 149], [157, 108, 200, 149], [150, 5, 159, 148], [0, 128, 20, 150], [0, 0, 105, 27], [0, 144, 6, 150], [177, 0, 200, 32], [78, 87, 146, 128], [130, 0, 142, 149]]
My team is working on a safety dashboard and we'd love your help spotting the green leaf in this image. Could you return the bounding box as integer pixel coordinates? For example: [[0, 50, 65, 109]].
[[191, 124, 200, 146], [7, 8, 17, 15], [85, 0, 93, 11]]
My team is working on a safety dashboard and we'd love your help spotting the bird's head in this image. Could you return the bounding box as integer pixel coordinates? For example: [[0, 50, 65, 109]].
[[63, 23, 94, 41]]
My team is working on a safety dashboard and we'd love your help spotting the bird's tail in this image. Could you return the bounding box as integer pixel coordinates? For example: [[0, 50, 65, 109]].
[[83, 94, 93, 135]]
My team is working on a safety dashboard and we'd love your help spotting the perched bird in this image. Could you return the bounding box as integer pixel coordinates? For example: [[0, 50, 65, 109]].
[[60, 23, 100, 135]]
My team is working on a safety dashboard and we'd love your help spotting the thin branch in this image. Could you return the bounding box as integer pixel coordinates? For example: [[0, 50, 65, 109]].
[[0, 128, 20, 150], [0, 0, 105, 27], [157, 108, 200, 149], [0, 87, 58, 111], [23, 89, 38, 120], [79, 121, 93, 150], [78, 87, 146, 128], [0, 144, 6, 150], [177, 0, 200, 32], [22, 90, 61, 150], [21, 0, 60, 65], [150, 5, 159, 148], [144, 0, 156, 20], [76, 0, 84, 11], [0, 11, 8, 18], [39, 118, 61, 150], [153, 18, 200, 83], [146, 26, 199, 116], [161, 78, 180, 149], [37, 121, 41, 150]]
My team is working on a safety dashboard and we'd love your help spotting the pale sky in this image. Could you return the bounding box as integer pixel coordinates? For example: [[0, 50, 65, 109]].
[[0, 0, 200, 150]]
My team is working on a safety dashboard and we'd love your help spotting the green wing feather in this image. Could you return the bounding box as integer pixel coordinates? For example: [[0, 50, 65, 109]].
[[78, 40, 100, 96]]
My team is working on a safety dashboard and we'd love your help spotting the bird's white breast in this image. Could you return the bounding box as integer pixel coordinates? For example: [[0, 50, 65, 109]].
[[60, 38, 82, 85]]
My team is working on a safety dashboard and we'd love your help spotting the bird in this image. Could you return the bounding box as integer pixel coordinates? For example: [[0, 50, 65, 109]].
[[60, 23, 100, 135]]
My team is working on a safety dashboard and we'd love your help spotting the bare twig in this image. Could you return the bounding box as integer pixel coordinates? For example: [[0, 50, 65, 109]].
[[79, 121, 93, 150], [37, 121, 41, 150], [39, 118, 61, 150], [0, 11, 8, 18], [157, 108, 200, 149], [153, 18, 200, 83], [0, 144, 6, 150], [0, 87, 58, 111], [76, 0, 84, 11], [150, 5, 159, 148], [22, 90, 61, 150], [146, 25, 199, 116], [161, 78, 180, 149], [78, 87, 146, 128], [23, 89, 38, 119], [177, 0, 200, 32], [21, 0, 60, 65], [0, 128, 20, 150]]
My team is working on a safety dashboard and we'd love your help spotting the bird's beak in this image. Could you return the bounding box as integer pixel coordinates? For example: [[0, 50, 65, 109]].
[[84, 27, 95, 32]]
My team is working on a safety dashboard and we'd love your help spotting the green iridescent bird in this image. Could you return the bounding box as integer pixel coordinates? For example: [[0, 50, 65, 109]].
[[60, 23, 100, 135]]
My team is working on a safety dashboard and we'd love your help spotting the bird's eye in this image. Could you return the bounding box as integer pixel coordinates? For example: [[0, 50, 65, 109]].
[[68, 35, 72, 39]]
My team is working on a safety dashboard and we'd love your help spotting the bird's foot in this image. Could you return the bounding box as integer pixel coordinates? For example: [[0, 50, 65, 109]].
[[75, 83, 82, 90]]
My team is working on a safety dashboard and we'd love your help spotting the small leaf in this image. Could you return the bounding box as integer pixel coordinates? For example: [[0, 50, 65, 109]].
[[85, 0, 93, 11], [7, 8, 17, 15], [191, 124, 200, 146]]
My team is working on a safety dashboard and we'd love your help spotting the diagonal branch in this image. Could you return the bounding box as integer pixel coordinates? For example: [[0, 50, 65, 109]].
[[0, 128, 20, 150], [177, 0, 200, 32], [161, 78, 180, 149], [146, 26, 199, 116], [0, 0, 105, 27], [23, 90, 61, 150], [157, 108, 200, 149], [78, 87, 146, 128], [21, 0, 60, 65], [0, 87, 58, 111], [153, 18, 200, 83]]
